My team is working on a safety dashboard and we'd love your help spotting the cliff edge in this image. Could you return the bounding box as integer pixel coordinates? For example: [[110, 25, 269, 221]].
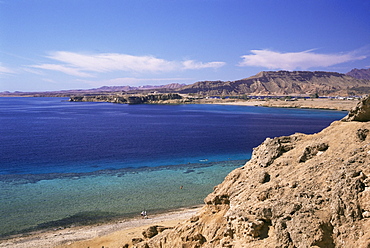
[[134, 96, 370, 248]]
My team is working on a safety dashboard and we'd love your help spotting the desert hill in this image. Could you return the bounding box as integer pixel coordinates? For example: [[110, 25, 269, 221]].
[[132, 97, 370, 247], [346, 68, 370, 80], [176, 71, 370, 97], [1, 70, 369, 98]]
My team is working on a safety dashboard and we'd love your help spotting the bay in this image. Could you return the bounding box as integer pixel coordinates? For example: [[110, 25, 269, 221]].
[[0, 97, 346, 237]]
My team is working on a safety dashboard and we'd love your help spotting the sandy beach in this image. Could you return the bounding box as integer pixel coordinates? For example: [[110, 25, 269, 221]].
[[211, 98, 359, 111], [0, 206, 202, 248]]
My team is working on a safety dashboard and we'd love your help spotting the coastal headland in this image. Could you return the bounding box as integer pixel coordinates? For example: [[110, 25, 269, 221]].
[[69, 94, 360, 111]]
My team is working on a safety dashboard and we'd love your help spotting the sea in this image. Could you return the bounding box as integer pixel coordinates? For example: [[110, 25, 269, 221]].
[[0, 97, 347, 237]]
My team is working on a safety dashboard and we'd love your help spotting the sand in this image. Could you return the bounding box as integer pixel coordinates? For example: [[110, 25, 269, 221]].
[[212, 98, 359, 111], [0, 206, 202, 248]]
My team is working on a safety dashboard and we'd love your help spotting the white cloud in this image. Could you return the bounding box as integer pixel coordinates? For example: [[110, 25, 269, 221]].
[[0, 64, 15, 75], [182, 60, 226, 69], [238, 49, 367, 70], [47, 51, 177, 73], [30, 51, 225, 77], [32, 63, 94, 77]]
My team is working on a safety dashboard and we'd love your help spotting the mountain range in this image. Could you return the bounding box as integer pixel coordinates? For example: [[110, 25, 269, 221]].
[[346, 68, 370, 80], [175, 71, 370, 96], [1, 69, 370, 97]]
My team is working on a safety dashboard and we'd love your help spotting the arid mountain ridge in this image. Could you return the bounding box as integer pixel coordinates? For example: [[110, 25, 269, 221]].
[[346, 68, 370, 80], [178, 70, 370, 97], [1, 69, 370, 97]]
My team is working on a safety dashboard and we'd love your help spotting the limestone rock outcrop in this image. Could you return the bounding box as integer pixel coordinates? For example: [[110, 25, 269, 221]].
[[342, 96, 370, 122], [135, 96, 370, 248]]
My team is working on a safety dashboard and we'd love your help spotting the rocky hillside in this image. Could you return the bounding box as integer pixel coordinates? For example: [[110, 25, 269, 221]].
[[133, 96, 370, 248], [176, 71, 370, 96], [69, 93, 183, 104], [346, 68, 370, 80]]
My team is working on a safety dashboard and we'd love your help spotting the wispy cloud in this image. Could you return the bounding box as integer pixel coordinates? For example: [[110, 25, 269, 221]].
[[32, 63, 94, 77], [78, 77, 192, 87], [47, 51, 177, 73], [0, 64, 15, 75], [30, 51, 225, 77], [42, 78, 58, 84], [238, 49, 367, 70], [22, 67, 46, 76], [182, 60, 225, 69]]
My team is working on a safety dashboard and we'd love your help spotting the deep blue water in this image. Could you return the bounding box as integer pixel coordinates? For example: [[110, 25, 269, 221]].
[[0, 97, 346, 175], [0, 97, 347, 237]]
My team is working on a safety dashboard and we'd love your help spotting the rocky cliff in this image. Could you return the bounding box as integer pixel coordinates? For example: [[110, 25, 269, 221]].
[[133, 96, 370, 248], [177, 71, 370, 96]]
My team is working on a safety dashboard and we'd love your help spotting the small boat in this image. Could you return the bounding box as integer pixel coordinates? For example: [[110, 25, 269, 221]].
[[199, 159, 208, 162]]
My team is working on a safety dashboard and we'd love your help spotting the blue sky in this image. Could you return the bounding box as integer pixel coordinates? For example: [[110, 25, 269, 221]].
[[0, 0, 369, 92]]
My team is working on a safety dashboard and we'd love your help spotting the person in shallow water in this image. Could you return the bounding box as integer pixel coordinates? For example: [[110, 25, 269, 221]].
[[141, 210, 148, 218]]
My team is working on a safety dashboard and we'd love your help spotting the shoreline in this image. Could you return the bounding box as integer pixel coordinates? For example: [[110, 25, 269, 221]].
[[0, 95, 359, 111], [0, 205, 202, 248], [209, 98, 359, 111], [67, 97, 359, 111]]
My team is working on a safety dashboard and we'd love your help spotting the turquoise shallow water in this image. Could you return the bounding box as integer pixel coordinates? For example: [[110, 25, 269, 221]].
[[0, 160, 245, 237]]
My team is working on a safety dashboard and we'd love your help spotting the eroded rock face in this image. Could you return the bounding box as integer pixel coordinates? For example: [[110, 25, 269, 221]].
[[342, 96, 370, 122], [135, 97, 370, 248]]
